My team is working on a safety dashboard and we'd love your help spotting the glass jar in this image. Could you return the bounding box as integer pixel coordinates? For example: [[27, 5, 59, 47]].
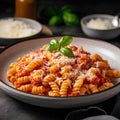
[[15, 0, 37, 19]]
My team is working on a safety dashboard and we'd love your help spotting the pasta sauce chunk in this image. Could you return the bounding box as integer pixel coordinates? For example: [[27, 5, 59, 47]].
[[7, 44, 120, 96]]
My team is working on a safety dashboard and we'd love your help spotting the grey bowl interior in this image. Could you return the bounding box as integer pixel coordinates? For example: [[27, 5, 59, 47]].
[[0, 17, 42, 46], [80, 14, 120, 40]]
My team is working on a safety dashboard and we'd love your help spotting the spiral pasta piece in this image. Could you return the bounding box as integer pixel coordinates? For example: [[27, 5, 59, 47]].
[[14, 76, 30, 88], [7, 67, 16, 77], [49, 82, 60, 96], [60, 65, 72, 74], [60, 79, 71, 96], [107, 69, 120, 78], [91, 53, 102, 62], [79, 84, 89, 95], [8, 76, 17, 83], [48, 91, 59, 96], [32, 86, 45, 95], [72, 77, 85, 96], [43, 50, 53, 60], [62, 73, 72, 79], [32, 70, 44, 82], [18, 84, 31, 92], [49, 64, 59, 73], [42, 74, 56, 86], [26, 59, 43, 72], [99, 82, 113, 91], [89, 84, 99, 93]]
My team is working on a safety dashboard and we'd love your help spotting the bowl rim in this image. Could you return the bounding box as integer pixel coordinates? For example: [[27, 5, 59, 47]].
[[0, 17, 42, 39], [80, 14, 120, 31]]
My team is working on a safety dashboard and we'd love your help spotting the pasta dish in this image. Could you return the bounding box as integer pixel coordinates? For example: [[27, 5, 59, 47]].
[[7, 36, 120, 97]]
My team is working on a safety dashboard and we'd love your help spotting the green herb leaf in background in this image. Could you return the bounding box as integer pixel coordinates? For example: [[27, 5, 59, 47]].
[[48, 16, 62, 26], [63, 11, 80, 26], [41, 4, 80, 26]]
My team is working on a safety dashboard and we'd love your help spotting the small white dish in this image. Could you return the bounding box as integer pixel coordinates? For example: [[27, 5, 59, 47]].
[[80, 14, 120, 40], [0, 17, 42, 46]]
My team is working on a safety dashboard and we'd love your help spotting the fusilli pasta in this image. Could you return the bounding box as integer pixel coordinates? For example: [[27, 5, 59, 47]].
[[6, 43, 120, 97]]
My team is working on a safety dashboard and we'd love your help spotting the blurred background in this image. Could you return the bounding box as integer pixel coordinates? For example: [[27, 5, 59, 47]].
[[1, 0, 120, 20], [0, 0, 120, 39]]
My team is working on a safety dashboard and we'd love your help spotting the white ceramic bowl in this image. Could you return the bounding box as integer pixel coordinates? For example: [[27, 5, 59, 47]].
[[80, 14, 120, 40], [0, 17, 42, 46], [0, 36, 120, 108]]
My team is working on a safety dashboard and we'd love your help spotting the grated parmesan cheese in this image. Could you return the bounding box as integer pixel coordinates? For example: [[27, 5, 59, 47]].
[[86, 18, 114, 30], [0, 18, 38, 38], [53, 55, 75, 67]]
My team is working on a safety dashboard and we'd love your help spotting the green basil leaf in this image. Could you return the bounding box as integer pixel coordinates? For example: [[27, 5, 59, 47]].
[[45, 39, 59, 51], [50, 39, 59, 45], [60, 47, 74, 57], [59, 36, 73, 47], [48, 16, 62, 26], [45, 44, 52, 51], [63, 12, 80, 26]]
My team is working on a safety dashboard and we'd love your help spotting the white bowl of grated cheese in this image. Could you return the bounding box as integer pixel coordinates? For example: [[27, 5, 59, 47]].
[[0, 17, 42, 45], [80, 14, 120, 40]]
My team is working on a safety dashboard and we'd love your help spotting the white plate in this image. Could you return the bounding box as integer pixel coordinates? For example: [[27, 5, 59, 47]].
[[0, 36, 120, 108]]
